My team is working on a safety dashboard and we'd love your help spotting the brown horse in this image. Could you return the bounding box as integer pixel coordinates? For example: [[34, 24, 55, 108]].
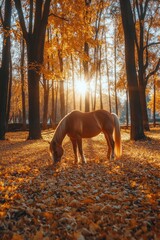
[[50, 110, 122, 164]]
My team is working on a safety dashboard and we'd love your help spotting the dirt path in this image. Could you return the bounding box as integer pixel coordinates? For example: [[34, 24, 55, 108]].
[[0, 128, 160, 240]]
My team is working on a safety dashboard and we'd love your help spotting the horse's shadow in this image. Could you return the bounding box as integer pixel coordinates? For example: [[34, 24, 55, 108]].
[[62, 134, 109, 164]]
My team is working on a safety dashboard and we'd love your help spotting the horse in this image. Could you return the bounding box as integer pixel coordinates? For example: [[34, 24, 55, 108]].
[[50, 110, 122, 164]]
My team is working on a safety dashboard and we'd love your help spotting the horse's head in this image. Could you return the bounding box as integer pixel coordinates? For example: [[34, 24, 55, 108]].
[[50, 140, 64, 164]]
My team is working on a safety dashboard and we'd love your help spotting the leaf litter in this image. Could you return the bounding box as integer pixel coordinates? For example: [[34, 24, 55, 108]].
[[0, 128, 160, 240]]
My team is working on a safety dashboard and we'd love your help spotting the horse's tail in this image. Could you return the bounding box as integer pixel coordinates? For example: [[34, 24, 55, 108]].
[[112, 113, 122, 158]]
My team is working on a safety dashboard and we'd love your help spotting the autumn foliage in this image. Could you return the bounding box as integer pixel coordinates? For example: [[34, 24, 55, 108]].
[[0, 128, 160, 239]]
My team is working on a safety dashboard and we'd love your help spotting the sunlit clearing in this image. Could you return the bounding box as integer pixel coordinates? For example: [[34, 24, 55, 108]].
[[75, 80, 87, 96]]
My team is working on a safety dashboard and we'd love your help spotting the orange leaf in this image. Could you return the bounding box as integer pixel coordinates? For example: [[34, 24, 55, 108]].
[[33, 229, 43, 240], [82, 198, 94, 204], [73, 231, 85, 240], [11, 234, 23, 240]]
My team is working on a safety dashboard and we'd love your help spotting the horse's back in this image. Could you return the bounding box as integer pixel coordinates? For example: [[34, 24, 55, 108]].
[[66, 110, 114, 138], [67, 110, 113, 125]]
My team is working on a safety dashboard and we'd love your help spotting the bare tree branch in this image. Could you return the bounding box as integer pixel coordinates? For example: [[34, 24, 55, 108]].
[[0, 0, 5, 27], [143, 0, 149, 19], [14, 0, 28, 41], [49, 12, 69, 21], [29, 0, 33, 34], [144, 41, 160, 50], [143, 15, 153, 71], [146, 58, 160, 83]]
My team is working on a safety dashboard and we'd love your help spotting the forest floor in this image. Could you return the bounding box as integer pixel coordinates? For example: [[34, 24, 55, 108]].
[[0, 128, 160, 240]]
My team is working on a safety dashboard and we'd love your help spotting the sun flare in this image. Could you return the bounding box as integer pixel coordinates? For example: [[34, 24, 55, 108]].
[[75, 80, 87, 96]]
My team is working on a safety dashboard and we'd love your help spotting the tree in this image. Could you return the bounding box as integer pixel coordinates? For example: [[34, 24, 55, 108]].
[[20, 38, 27, 130], [148, 76, 160, 125], [133, 0, 160, 131], [0, 0, 12, 140], [93, 1, 104, 110], [57, 48, 65, 118], [119, 0, 145, 140], [71, 54, 76, 109], [83, 0, 92, 112], [14, 0, 51, 139], [42, 75, 50, 129]]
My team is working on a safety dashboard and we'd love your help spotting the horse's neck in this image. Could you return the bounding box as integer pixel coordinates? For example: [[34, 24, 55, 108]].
[[54, 118, 66, 145]]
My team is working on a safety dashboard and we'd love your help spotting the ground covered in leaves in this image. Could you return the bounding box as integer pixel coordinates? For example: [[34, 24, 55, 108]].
[[0, 128, 160, 240]]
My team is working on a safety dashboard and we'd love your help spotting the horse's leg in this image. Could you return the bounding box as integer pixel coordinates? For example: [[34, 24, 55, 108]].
[[77, 137, 86, 164], [104, 132, 115, 160], [104, 134, 112, 159], [70, 138, 79, 164]]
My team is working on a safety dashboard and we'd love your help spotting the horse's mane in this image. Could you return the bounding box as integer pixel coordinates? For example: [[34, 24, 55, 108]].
[[53, 113, 69, 144]]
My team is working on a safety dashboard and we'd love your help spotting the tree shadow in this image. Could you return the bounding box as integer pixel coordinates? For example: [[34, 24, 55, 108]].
[[0, 130, 159, 239]]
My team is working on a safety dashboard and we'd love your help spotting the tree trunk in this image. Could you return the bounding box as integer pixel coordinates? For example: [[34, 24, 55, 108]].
[[105, 41, 112, 113], [71, 54, 76, 109], [83, 0, 91, 112], [6, 49, 12, 125], [79, 60, 82, 111], [21, 38, 26, 130], [138, 40, 150, 131], [119, 0, 145, 140], [83, 42, 90, 112], [51, 80, 55, 128], [153, 78, 156, 127], [99, 46, 103, 109], [57, 49, 65, 118], [14, 0, 51, 139], [126, 89, 129, 128], [0, 0, 12, 140], [93, 47, 98, 110], [54, 82, 58, 123], [139, 83, 150, 131], [42, 76, 49, 129], [25, 36, 42, 139], [114, 23, 118, 115], [27, 50, 41, 139], [59, 80, 65, 118], [134, 0, 150, 131]]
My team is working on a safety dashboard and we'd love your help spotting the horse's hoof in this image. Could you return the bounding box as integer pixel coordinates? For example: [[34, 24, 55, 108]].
[[82, 160, 87, 164]]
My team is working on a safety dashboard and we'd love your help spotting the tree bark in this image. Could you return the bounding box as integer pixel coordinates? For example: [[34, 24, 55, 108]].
[[139, 83, 150, 130], [99, 45, 103, 109], [6, 48, 12, 126], [119, 0, 145, 140], [0, 0, 12, 140], [114, 24, 118, 115], [20, 38, 26, 130], [57, 48, 65, 118], [105, 40, 112, 113], [51, 80, 55, 128], [59, 80, 65, 118], [83, 0, 92, 112], [71, 54, 76, 109], [136, 3, 150, 130], [126, 89, 129, 128], [27, 58, 41, 139], [14, 0, 51, 139], [133, 1, 160, 131], [26, 39, 42, 139], [42, 76, 49, 130], [153, 78, 156, 127], [83, 42, 90, 112]]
